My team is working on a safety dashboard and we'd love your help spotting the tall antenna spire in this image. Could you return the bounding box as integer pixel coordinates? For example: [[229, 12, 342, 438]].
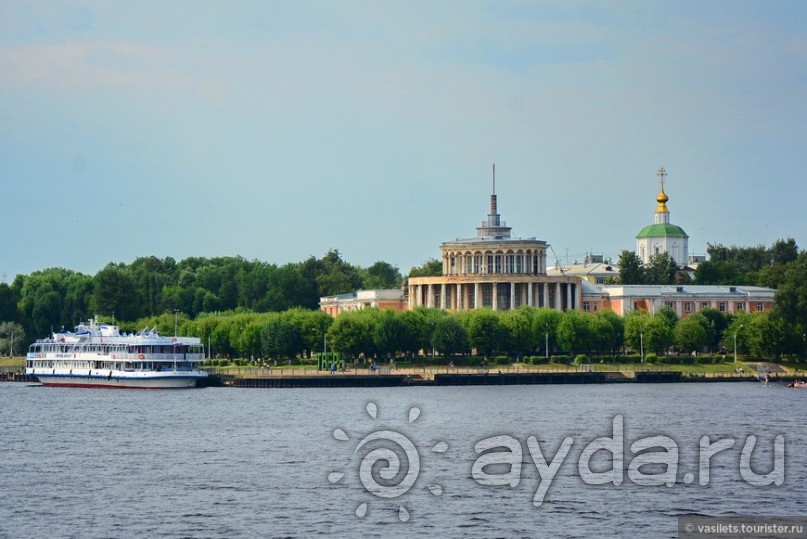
[[477, 164, 511, 239], [490, 163, 497, 215]]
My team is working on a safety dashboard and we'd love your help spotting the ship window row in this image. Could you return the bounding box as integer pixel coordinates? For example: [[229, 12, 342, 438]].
[[30, 344, 203, 355], [28, 360, 198, 370]]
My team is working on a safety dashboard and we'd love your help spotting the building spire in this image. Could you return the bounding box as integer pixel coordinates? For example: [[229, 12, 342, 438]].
[[491, 164, 497, 215], [655, 167, 670, 224], [476, 164, 511, 239]]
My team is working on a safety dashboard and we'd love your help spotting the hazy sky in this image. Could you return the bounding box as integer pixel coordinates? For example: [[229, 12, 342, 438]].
[[2, 1, 805, 281]]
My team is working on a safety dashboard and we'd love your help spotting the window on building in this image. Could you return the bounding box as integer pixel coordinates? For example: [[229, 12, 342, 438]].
[[487, 255, 494, 274], [665, 301, 674, 309], [515, 255, 523, 274], [482, 284, 493, 307], [593, 304, 599, 312], [596, 277, 605, 284], [466, 255, 472, 274], [474, 255, 482, 274], [736, 302, 744, 312], [719, 302, 727, 312], [583, 302, 590, 312], [533, 256, 539, 274], [701, 302, 710, 310], [684, 302, 692, 313], [757, 302, 764, 312], [494, 255, 502, 274]]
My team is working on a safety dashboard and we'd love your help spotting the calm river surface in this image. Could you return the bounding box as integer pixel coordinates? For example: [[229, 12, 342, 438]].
[[0, 382, 803, 538]]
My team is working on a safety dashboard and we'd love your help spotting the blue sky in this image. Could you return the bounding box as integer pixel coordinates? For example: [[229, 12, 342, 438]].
[[1, 1, 805, 281]]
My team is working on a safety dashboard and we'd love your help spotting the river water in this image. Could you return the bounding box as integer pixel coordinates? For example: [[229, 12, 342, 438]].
[[0, 382, 803, 538]]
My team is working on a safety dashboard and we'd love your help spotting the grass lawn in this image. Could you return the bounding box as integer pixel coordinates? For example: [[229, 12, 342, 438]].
[[0, 357, 25, 368]]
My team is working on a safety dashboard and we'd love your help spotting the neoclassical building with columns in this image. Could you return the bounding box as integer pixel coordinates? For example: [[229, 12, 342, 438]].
[[407, 179, 582, 311]]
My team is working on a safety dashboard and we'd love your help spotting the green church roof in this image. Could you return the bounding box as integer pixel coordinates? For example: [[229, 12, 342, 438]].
[[636, 223, 689, 239]]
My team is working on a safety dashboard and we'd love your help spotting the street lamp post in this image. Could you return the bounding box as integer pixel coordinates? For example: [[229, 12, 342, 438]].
[[640, 330, 644, 363]]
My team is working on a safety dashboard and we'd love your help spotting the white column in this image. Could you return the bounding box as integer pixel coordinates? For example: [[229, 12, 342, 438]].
[[427, 285, 434, 308], [474, 282, 481, 309], [492, 283, 498, 311], [567, 283, 572, 310], [555, 283, 562, 310], [577, 283, 583, 312], [543, 282, 549, 308], [528, 282, 534, 307], [440, 283, 447, 309], [456, 283, 462, 309], [510, 282, 516, 310]]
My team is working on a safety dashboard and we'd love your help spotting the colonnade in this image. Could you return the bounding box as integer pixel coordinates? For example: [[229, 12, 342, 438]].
[[408, 280, 582, 312], [443, 250, 548, 276]]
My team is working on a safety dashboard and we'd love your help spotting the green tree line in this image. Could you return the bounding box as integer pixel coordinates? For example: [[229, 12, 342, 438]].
[[617, 238, 800, 287], [0, 251, 406, 346], [127, 304, 804, 366]]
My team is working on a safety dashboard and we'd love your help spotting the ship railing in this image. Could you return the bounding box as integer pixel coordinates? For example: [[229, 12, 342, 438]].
[[119, 353, 205, 361]]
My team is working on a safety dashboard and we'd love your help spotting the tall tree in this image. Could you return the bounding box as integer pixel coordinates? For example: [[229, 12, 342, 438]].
[[408, 258, 443, 278], [363, 261, 403, 289], [645, 253, 679, 285], [431, 316, 468, 357], [532, 308, 563, 356], [774, 252, 807, 331], [674, 315, 707, 353], [93, 264, 141, 321], [556, 310, 593, 356], [261, 317, 303, 360], [373, 311, 412, 358], [624, 310, 651, 355], [467, 309, 505, 357], [0, 283, 18, 322], [500, 308, 536, 356], [618, 250, 645, 284], [0, 321, 25, 356]]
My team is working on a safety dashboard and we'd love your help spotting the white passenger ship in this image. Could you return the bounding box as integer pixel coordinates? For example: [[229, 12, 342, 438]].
[[26, 318, 208, 388]]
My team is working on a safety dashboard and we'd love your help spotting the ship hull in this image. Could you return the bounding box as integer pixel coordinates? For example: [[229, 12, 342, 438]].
[[30, 370, 207, 389]]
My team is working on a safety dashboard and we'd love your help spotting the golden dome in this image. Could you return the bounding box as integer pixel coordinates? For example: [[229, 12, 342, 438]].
[[655, 167, 669, 213]]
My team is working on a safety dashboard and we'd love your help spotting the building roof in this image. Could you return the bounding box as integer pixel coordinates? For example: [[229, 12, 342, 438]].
[[593, 284, 775, 298], [635, 223, 689, 239], [547, 261, 619, 277]]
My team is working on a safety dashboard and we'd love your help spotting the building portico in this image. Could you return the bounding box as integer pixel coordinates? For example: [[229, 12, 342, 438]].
[[407, 166, 581, 312]]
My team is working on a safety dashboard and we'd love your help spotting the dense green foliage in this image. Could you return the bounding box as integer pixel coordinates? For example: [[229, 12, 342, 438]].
[[3, 251, 401, 344], [2, 240, 806, 363], [121, 304, 802, 364], [617, 251, 683, 285], [694, 238, 798, 287]]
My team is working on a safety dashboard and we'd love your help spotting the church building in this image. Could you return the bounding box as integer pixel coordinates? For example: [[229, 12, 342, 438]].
[[635, 167, 689, 267]]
